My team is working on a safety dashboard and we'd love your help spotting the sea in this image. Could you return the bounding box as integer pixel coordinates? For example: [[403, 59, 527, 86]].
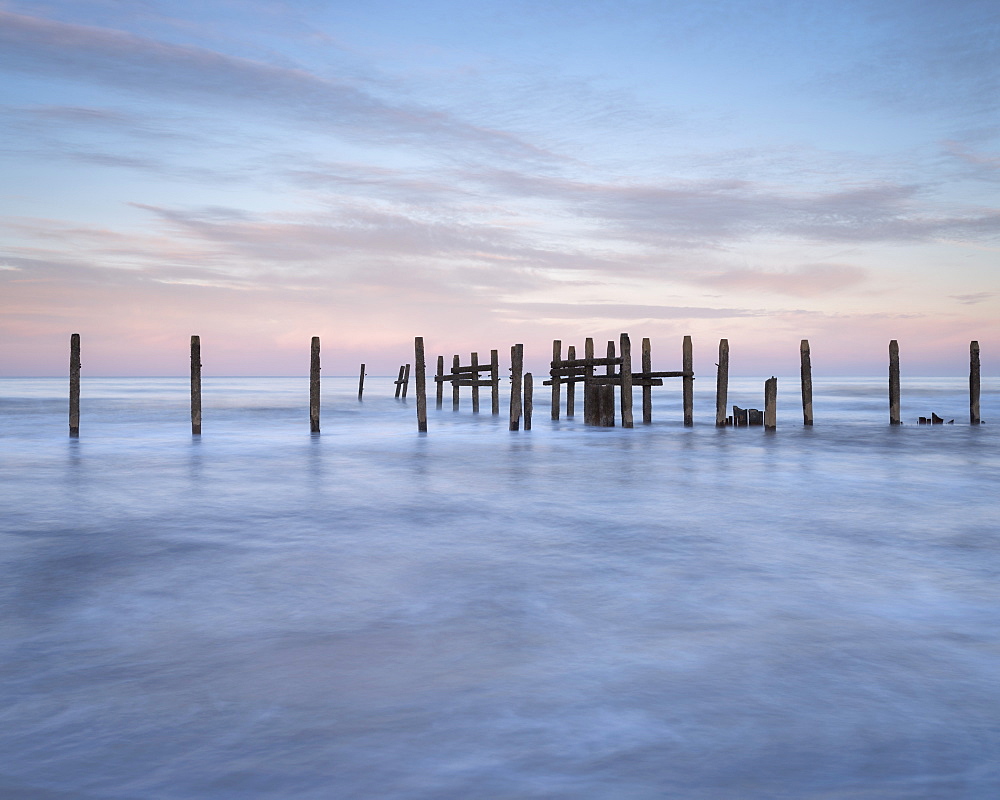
[[1, 375, 998, 799]]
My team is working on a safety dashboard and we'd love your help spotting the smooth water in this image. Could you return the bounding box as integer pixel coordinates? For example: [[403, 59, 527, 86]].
[[2, 376, 998, 799]]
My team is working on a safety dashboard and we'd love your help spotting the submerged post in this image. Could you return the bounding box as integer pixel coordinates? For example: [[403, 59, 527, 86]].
[[524, 373, 533, 430], [471, 352, 480, 413], [436, 356, 444, 409], [358, 363, 366, 401], [566, 345, 577, 417], [889, 340, 901, 425], [764, 376, 777, 431], [620, 332, 633, 428], [190, 335, 201, 436], [641, 337, 652, 424], [715, 338, 729, 427], [310, 336, 321, 433], [970, 341, 981, 425], [800, 339, 813, 426], [509, 344, 523, 431], [69, 333, 80, 437], [551, 340, 561, 421], [394, 365, 405, 399], [490, 349, 500, 415], [415, 337, 427, 433], [401, 364, 410, 398], [682, 335, 693, 426]]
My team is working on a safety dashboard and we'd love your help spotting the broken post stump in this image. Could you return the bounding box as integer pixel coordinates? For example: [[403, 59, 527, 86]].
[[715, 339, 729, 427], [401, 364, 410, 398], [191, 335, 201, 436], [971, 340, 981, 425], [683, 335, 693, 426], [889, 340, 901, 425], [764, 376, 777, 431], [394, 365, 405, 399], [524, 373, 533, 430], [800, 339, 813, 426], [358, 363, 366, 401], [415, 337, 427, 433]]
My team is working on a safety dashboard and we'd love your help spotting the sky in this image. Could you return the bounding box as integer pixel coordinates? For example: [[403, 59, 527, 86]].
[[1, 0, 997, 377]]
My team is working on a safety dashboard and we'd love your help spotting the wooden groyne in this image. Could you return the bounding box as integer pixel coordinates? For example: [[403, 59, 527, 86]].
[[58, 334, 987, 436]]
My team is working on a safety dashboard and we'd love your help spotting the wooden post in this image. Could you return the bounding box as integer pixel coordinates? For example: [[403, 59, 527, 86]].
[[471, 352, 480, 413], [764, 376, 777, 431], [598, 385, 616, 427], [551, 340, 561, 421], [394, 365, 405, 398], [452, 355, 460, 410], [310, 336, 321, 433], [641, 337, 652, 424], [436, 356, 444, 409], [401, 363, 410, 398], [415, 337, 427, 433], [620, 332, 633, 428], [715, 339, 728, 427], [800, 339, 813, 426], [566, 345, 577, 417], [583, 337, 595, 421], [490, 349, 500, 415], [889, 340, 901, 425], [682, 335, 693, 426], [970, 341, 981, 425], [509, 344, 523, 430], [524, 373, 533, 430], [358, 363, 366, 401], [606, 340, 615, 376], [190, 335, 201, 436], [69, 333, 80, 437]]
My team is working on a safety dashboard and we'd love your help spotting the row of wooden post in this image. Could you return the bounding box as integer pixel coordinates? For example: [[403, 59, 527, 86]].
[[63, 335, 985, 435]]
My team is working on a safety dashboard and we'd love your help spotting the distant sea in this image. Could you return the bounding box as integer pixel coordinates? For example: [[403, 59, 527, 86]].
[[2, 376, 998, 799]]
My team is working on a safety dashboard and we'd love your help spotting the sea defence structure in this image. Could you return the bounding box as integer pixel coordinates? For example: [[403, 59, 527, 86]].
[[60, 334, 984, 436]]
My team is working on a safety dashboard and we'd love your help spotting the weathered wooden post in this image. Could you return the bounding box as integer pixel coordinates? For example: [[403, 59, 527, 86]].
[[490, 349, 500, 415], [606, 340, 615, 376], [620, 332, 633, 428], [524, 373, 533, 430], [436, 356, 444, 409], [715, 338, 728, 427], [583, 337, 595, 421], [401, 363, 410, 398], [358, 363, 366, 401], [191, 335, 202, 436], [641, 338, 652, 424], [764, 376, 777, 431], [469, 352, 479, 413], [394, 365, 405, 399], [889, 340, 901, 425], [682, 335, 693, 426], [509, 344, 523, 431], [551, 340, 561, 421], [415, 337, 427, 433], [800, 339, 813, 426], [452, 355, 460, 410], [69, 333, 80, 437], [566, 345, 577, 417], [970, 340, 981, 425], [310, 336, 321, 433]]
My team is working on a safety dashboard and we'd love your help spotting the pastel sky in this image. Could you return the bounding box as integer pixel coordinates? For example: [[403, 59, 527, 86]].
[[1, 0, 997, 376]]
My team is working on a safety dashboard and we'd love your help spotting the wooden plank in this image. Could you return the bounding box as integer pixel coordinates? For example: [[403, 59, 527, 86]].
[[435, 355, 444, 409], [453, 380, 495, 387], [394, 365, 405, 398], [889, 340, 901, 425], [310, 336, 321, 433], [524, 372, 533, 430], [190, 335, 201, 436], [971, 340, 981, 425], [69, 333, 80, 437], [715, 339, 728, 427], [358, 363, 366, 401], [642, 337, 652, 424], [550, 358, 620, 373], [620, 332, 633, 428], [471, 352, 480, 413], [566, 345, 577, 417], [415, 337, 427, 432], [682, 335, 693, 426], [491, 349, 500, 416], [509, 344, 523, 430], [764, 376, 777, 431], [800, 339, 813, 426]]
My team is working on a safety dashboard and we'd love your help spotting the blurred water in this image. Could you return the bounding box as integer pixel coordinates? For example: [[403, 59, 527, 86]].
[[1, 376, 998, 799]]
